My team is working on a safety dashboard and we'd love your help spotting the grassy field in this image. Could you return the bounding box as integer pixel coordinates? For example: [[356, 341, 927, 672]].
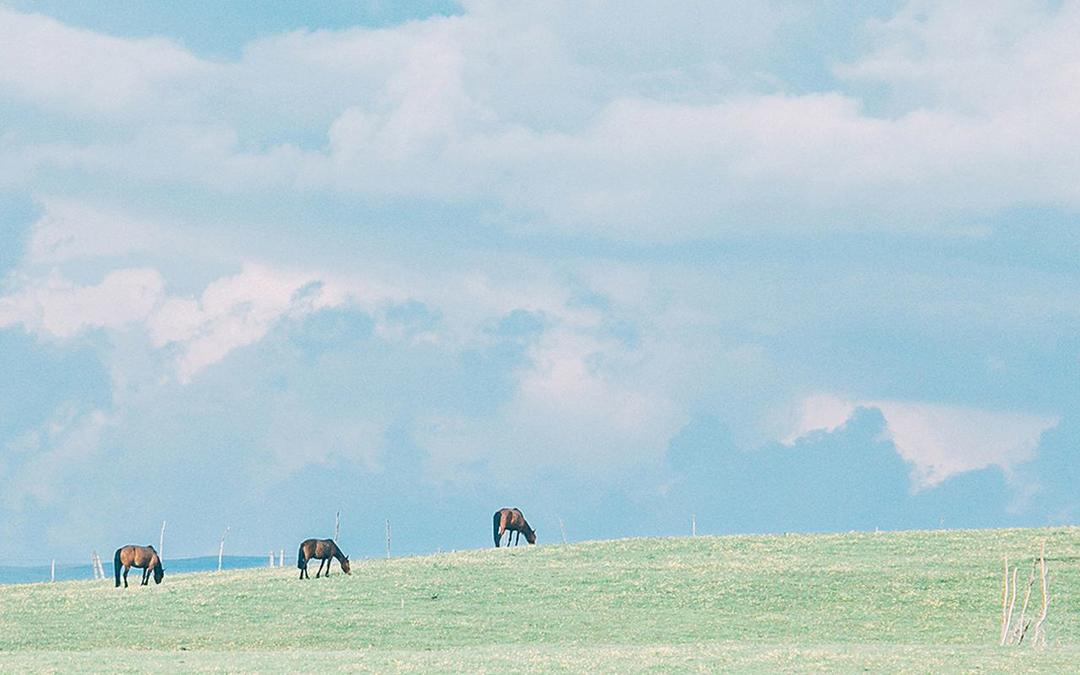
[[2, 527, 1079, 672]]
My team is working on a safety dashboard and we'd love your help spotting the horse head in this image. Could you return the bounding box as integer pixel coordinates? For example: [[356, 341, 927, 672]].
[[153, 562, 165, 584], [526, 529, 537, 545], [341, 556, 351, 574]]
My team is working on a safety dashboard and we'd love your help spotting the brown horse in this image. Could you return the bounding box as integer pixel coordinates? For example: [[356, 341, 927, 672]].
[[113, 545, 164, 587], [493, 507, 536, 547], [297, 538, 351, 579]]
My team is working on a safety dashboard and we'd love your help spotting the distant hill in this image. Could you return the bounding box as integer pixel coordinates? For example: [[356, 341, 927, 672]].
[[0, 555, 272, 585]]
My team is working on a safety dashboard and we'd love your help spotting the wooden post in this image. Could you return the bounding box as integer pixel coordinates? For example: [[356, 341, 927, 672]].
[[279, 549, 284, 567], [268, 551, 275, 567], [51, 559, 55, 582], [1000, 556, 1010, 645], [1033, 541, 1049, 647], [159, 520, 167, 563], [691, 514, 697, 537], [334, 511, 340, 542], [1014, 559, 1037, 644], [385, 519, 391, 559], [218, 527, 230, 572], [558, 516, 568, 545], [91, 551, 104, 580]]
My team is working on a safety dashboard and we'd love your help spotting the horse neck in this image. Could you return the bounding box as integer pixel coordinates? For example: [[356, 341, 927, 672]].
[[330, 542, 345, 561]]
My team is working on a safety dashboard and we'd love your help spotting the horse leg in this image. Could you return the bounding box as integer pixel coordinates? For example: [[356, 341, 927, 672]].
[[315, 558, 324, 578], [142, 567, 149, 585], [122, 565, 130, 588], [300, 559, 307, 579]]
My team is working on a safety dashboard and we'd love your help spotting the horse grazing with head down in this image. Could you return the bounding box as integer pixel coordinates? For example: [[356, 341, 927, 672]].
[[114, 545, 164, 587], [297, 538, 351, 579], [493, 507, 536, 547]]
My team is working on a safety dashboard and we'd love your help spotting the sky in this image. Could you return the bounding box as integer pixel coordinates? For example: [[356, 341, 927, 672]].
[[1, 0, 1079, 564]]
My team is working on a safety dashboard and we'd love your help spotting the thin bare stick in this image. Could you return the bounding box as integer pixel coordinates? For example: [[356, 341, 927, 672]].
[[1033, 542, 1049, 647], [1003, 566, 1019, 645], [1013, 559, 1036, 644], [1000, 556, 1010, 645], [217, 526, 230, 573]]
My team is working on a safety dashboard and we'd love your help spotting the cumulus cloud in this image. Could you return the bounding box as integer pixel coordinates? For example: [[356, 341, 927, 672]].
[[5, 2, 1080, 240], [0, 7, 212, 115], [0, 268, 165, 339], [415, 330, 685, 482], [149, 264, 351, 382], [0, 262, 358, 382], [24, 199, 181, 264], [786, 392, 1059, 485], [4, 1, 1080, 558]]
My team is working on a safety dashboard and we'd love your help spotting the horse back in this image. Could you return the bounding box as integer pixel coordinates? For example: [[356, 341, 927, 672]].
[[117, 544, 157, 568], [508, 509, 527, 529], [496, 507, 527, 530], [301, 538, 337, 559]]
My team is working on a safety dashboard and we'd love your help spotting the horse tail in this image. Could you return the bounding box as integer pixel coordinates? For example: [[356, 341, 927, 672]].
[[296, 543, 305, 569], [113, 548, 122, 587], [493, 511, 501, 547]]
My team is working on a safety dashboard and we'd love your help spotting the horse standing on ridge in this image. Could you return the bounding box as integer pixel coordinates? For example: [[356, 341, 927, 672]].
[[297, 538, 351, 579], [114, 545, 164, 587], [493, 507, 536, 547]]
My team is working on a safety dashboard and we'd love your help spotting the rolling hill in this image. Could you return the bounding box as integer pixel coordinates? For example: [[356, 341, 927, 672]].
[[2, 527, 1078, 672]]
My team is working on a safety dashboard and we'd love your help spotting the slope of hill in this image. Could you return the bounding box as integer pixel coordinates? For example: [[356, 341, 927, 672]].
[[2, 528, 1078, 672]]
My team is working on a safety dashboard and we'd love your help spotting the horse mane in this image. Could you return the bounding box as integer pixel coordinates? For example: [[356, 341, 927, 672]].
[[330, 539, 346, 560]]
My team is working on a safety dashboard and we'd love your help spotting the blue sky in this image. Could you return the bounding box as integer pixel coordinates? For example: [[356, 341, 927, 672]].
[[1, 1, 1079, 563]]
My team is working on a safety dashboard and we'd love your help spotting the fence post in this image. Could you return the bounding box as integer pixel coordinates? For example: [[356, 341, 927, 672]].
[[279, 549, 284, 567], [218, 527, 230, 572], [558, 516, 568, 545], [385, 519, 391, 559], [691, 514, 697, 537], [334, 511, 340, 542], [159, 520, 167, 563], [51, 559, 56, 582]]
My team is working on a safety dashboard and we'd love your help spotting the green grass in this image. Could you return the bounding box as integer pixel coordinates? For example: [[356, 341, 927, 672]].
[[2, 527, 1079, 672]]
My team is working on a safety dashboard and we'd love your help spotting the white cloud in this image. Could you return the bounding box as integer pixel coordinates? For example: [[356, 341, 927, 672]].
[[786, 392, 1059, 485], [416, 326, 685, 482], [7, 2, 1080, 240], [25, 199, 180, 264], [0, 8, 212, 115], [0, 261, 363, 383], [0, 267, 165, 339], [157, 264, 349, 382]]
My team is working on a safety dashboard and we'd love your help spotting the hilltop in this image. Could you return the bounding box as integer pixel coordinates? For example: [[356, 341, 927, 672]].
[[2, 528, 1079, 672]]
